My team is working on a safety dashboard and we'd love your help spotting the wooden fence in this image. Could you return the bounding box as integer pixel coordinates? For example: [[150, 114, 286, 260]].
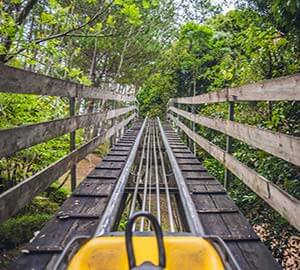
[[168, 73, 300, 231], [0, 65, 137, 223]]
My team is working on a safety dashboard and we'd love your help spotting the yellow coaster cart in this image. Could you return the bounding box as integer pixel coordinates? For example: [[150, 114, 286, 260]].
[[53, 212, 240, 270]]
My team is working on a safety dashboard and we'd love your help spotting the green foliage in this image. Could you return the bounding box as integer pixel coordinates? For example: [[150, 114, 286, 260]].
[[137, 73, 176, 118], [0, 94, 70, 191], [46, 182, 70, 205], [242, 0, 300, 41], [0, 184, 67, 251], [118, 213, 129, 231], [92, 140, 110, 158], [21, 196, 60, 215], [138, 6, 300, 262], [0, 214, 51, 249], [0, 94, 68, 128], [0, 0, 299, 264]]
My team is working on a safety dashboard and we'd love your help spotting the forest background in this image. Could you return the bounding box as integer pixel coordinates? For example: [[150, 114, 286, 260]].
[[0, 0, 299, 268]]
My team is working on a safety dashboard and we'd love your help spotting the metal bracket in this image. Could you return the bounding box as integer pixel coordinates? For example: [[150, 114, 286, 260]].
[[57, 213, 100, 220], [197, 208, 239, 214], [192, 191, 227, 195], [71, 193, 108, 198], [22, 246, 63, 254], [221, 235, 260, 241]]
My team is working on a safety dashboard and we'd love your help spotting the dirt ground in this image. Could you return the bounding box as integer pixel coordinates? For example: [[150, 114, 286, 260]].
[[58, 153, 102, 189]]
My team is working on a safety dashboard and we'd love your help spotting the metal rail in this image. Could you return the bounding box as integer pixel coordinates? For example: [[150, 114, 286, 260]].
[[157, 117, 205, 235], [129, 124, 149, 219], [96, 118, 203, 234], [140, 123, 152, 231], [124, 120, 178, 232], [147, 125, 153, 231], [153, 124, 161, 225], [156, 122, 175, 232], [95, 118, 147, 235]]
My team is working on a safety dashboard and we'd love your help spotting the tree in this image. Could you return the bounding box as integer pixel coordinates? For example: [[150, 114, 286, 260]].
[[237, 0, 300, 42]]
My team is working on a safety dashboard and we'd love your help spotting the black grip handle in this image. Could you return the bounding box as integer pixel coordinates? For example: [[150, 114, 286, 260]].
[[125, 211, 166, 269]]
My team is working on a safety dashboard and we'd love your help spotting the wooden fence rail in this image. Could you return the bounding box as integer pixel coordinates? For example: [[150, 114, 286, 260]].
[[168, 73, 300, 231], [170, 73, 300, 104], [168, 114, 300, 231], [0, 65, 138, 223], [0, 113, 136, 223], [169, 106, 300, 166], [0, 106, 136, 158], [0, 65, 135, 102]]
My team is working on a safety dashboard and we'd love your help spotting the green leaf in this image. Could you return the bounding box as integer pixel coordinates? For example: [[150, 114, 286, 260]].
[[142, 0, 151, 9], [107, 15, 115, 26], [114, 0, 123, 5], [86, 0, 97, 4], [121, 4, 142, 25], [40, 12, 56, 25]]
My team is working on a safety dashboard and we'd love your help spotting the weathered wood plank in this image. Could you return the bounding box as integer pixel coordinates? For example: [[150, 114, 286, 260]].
[[176, 158, 201, 165], [182, 171, 213, 179], [103, 155, 127, 162], [174, 152, 196, 159], [236, 241, 282, 270], [0, 106, 136, 158], [11, 124, 140, 270], [169, 114, 300, 231], [170, 106, 300, 166], [73, 181, 115, 197], [0, 64, 135, 102], [0, 114, 136, 223], [88, 169, 120, 179], [58, 196, 107, 216], [170, 73, 300, 104], [224, 242, 252, 270], [165, 125, 280, 269], [95, 161, 124, 169]]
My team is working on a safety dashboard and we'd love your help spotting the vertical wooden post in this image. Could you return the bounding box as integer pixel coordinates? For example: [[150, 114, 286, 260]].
[[188, 83, 193, 150], [185, 104, 189, 145], [70, 97, 77, 191], [224, 101, 234, 189], [110, 100, 115, 147], [178, 103, 184, 140], [192, 72, 196, 155]]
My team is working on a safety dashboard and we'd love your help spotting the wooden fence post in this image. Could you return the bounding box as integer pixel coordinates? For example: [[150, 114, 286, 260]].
[[178, 103, 184, 140], [192, 74, 196, 155], [113, 100, 117, 144], [70, 97, 77, 191], [224, 101, 234, 189]]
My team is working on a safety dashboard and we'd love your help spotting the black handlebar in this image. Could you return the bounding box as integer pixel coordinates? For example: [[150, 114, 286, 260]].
[[125, 211, 166, 269]]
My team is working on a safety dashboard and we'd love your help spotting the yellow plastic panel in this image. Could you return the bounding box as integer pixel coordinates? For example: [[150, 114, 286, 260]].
[[68, 236, 224, 270]]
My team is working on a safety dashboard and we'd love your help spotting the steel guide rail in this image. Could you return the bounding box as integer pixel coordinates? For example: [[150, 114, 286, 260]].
[[157, 117, 205, 235], [153, 125, 161, 225], [95, 118, 148, 235], [11, 118, 280, 269], [129, 120, 179, 232], [140, 123, 152, 231], [156, 123, 176, 232], [129, 123, 150, 220]]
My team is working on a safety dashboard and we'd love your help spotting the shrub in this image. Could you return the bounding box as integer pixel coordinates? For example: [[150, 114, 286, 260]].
[[46, 182, 70, 205], [0, 214, 51, 249]]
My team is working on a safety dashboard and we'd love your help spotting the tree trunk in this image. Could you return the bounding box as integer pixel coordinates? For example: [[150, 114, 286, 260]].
[[0, 0, 38, 63], [85, 39, 98, 140]]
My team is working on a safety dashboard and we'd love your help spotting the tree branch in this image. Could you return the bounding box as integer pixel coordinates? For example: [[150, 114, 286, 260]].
[[16, 0, 38, 25], [2, 2, 113, 63], [0, 0, 38, 63], [65, 33, 114, 38]]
